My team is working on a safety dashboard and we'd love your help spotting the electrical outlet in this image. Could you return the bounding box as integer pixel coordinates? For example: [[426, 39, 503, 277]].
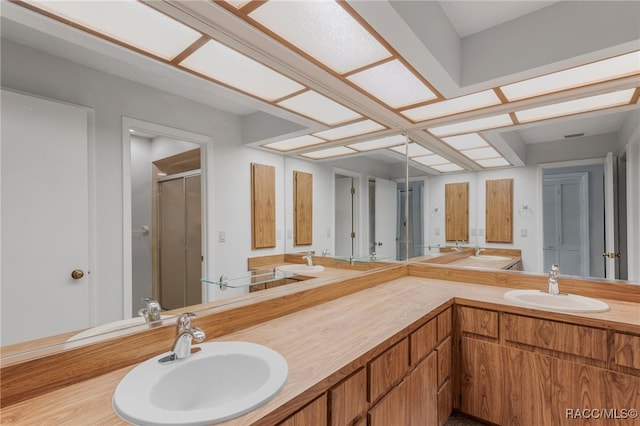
[[470, 228, 477, 236], [521, 229, 528, 237], [479, 228, 485, 236], [434, 228, 440, 236], [326, 229, 331, 238], [287, 229, 292, 239]]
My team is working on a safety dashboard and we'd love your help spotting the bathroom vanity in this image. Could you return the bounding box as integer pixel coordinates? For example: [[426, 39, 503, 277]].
[[0, 262, 638, 425]]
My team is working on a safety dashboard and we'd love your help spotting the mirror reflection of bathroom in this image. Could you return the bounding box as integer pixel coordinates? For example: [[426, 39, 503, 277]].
[[129, 130, 204, 315], [542, 155, 628, 280]]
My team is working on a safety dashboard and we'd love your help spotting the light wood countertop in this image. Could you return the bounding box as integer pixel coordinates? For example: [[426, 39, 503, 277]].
[[2, 273, 637, 426]]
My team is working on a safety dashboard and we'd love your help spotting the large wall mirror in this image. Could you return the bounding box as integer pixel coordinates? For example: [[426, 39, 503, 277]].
[[2, 0, 638, 360]]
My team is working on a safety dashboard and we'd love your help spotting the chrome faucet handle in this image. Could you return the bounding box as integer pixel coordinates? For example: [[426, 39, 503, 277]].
[[159, 313, 205, 363], [176, 312, 197, 333], [138, 298, 162, 322], [549, 264, 559, 280]]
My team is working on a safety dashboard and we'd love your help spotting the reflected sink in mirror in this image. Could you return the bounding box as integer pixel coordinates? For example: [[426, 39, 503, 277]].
[[504, 289, 609, 313], [67, 316, 171, 342], [276, 264, 325, 274], [472, 255, 511, 261], [113, 341, 288, 426]]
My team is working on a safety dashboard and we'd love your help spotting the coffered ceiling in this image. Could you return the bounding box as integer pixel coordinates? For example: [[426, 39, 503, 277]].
[[2, 0, 639, 175]]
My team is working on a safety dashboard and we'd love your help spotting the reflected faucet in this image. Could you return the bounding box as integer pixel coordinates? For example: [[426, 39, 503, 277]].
[[474, 245, 485, 257], [138, 298, 162, 322], [548, 264, 560, 295], [302, 252, 314, 266], [454, 241, 464, 252], [158, 313, 205, 364]]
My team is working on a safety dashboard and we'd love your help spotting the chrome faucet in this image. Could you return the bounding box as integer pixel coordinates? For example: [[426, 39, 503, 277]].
[[302, 252, 314, 266], [158, 313, 205, 364], [548, 264, 560, 295], [474, 245, 485, 256], [138, 297, 162, 322], [454, 241, 463, 252]]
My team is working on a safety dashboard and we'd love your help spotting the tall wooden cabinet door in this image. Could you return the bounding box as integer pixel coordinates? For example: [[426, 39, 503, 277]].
[[554, 360, 640, 426], [460, 338, 503, 424], [502, 346, 553, 426], [407, 351, 438, 426], [278, 394, 327, 426]]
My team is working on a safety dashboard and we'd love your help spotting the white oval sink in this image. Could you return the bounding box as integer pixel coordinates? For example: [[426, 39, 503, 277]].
[[113, 341, 288, 426], [67, 315, 170, 341], [504, 289, 609, 313], [277, 264, 325, 274], [472, 255, 511, 261]]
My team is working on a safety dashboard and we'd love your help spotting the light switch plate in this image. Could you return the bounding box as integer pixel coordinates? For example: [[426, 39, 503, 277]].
[[521, 229, 528, 237], [218, 230, 226, 243]]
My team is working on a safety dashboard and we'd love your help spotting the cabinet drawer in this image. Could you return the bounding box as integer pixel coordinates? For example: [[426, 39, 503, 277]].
[[368, 338, 409, 403], [329, 368, 367, 426], [436, 336, 451, 387], [503, 314, 607, 361], [437, 307, 452, 341], [458, 306, 498, 338], [614, 332, 640, 369], [410, 318, 436, 366]]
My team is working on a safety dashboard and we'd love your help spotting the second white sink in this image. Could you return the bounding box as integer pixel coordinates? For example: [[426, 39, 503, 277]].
[[113, 341, 288, 425], [504, 289, 609, 313]]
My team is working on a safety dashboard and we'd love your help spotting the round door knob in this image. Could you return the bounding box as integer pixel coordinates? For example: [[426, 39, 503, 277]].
[[71, 269, 85, 280]]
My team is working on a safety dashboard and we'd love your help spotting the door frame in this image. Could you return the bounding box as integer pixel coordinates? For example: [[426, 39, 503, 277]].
[[122, 117, 213, 318], [333, 168, 362, 258]]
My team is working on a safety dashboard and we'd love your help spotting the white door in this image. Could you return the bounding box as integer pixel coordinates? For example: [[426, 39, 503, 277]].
[[374, 178, 397, 259], [543, 173, 589, 276], [334, 176, 354, 259], [1, 90, 92, 345]]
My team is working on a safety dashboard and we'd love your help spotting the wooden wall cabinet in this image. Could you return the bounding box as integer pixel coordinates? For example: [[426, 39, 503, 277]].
[[294, 171, 313, 246], [485, 178, 513, 243], [251, 163, 276, 249], [445, 182, 469, 242]]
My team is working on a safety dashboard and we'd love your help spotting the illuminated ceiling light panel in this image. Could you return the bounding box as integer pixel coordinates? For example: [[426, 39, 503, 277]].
[[501, 51, 640, 101], [262, 135, 326, 152], [278, 90, 362, 125], [461, 147, 501, 160], [428, 114, 513, 137], [476, 157, 511, 168], [390, 142, 433, 157], [441, 133, 489, 150], [430, 163, 465, 173], [515, 89, 635, 123], [181, 40, 304, 101], [27, 0, 202, 60], [413, 154, 449, 166], [301, 146, 356, 160], [347, 60, 437, 108], [401, 90, 501, 122], [249, 1, 391, 74], [312, 120, 384, 141], [347, 134, 406, 151]]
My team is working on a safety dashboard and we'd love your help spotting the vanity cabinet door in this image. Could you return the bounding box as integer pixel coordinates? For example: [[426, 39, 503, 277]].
[[278, 394, 327, 426], [461, 338, 554, 425], [329, 368, 367, 426], [368, 338, 409, 403], [554, 359, 640, 426], [460, 337, 503, 424], [369, 351, 437, 426]]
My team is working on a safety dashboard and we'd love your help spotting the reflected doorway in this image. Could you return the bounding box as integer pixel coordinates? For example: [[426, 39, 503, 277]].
[[130, 132, 203, 315], [397, 181, 424, 260], [335, 173, 358, 259]]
